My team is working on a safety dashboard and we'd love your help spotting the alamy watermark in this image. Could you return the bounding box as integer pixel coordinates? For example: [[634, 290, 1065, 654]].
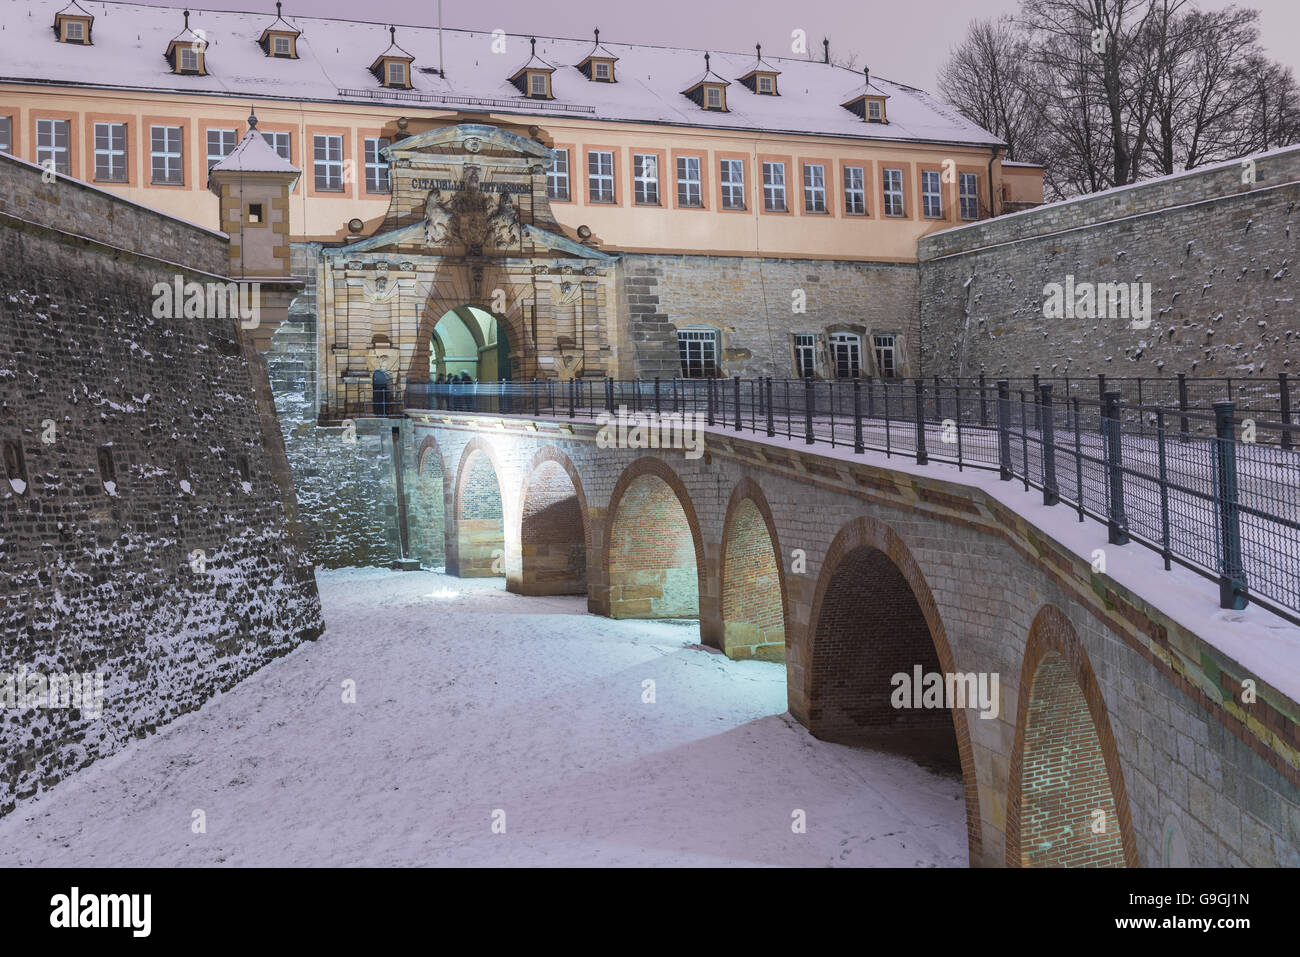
[[1042, 275, 1152, 329], [2, 667, 105, 718], [891, 666, 1000, 720], [595, 405, 706, 459], [151, 275, 261, 329]]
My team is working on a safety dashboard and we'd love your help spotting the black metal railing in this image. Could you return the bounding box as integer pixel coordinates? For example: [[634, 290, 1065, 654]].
[[327, 375, 1300, 622]]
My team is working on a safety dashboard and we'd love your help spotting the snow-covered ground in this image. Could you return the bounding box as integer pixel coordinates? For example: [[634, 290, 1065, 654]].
[[0, 568, 966, 867]]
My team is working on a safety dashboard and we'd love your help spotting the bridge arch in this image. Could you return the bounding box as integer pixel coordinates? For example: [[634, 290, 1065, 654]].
[[451, 436, 507, 578], [1007, 604, 1138, 867], [410, 435, 448, 568], [602, 457, 705, 619], [805, 515, 982, 863], [719, 478, 788, 662], [514, 446, 590, 596]]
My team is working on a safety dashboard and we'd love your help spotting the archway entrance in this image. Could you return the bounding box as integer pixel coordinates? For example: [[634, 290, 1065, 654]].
[[430, 306, 511, 383]]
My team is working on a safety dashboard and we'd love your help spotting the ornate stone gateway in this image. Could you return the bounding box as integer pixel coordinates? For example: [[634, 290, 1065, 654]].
[[318, 123, 620, 416]]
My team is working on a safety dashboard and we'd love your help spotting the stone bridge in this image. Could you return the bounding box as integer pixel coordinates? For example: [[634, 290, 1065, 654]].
[[403, 408, 1300, 868]]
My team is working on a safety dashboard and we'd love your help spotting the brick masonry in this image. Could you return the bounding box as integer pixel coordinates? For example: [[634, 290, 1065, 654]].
[[0, 154, 323, 816], [918, 146, 1300, 382], [407, 410, 1300, 867]]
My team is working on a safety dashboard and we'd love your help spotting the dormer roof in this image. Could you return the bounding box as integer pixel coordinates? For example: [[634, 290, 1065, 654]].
[[576, 28, 619, 78], [368, 26, 414, 71], [841, 68, 891, 120], [681, 52, 730, 94], [508, 37, 557, 82], [257, 1, 300, 50], [53, 0, 94, 42]]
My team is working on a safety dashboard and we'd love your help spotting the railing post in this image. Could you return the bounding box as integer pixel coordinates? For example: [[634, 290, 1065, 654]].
[[1102, 390, 1129, 546], [766, 378, 775, 437], [532, 378, 538, 416], [914, 378, 928, 466], [997, 379, 1012, 481], [1178, 372, 1190, 443], [1155, 408, 1172, 570], [1280, 371, 1293, 452], [653, 376, 661, 415], [1031, 373, 1042, 434], [733, 376, 742, 431], [706, 376, 715, 426], [978, 373, 988, 428], [606, 376, 614, 414], [1213, 401, 1249, 610], [933, 374, 943, 423], [866, 375, 875, 418], [803, 376, 815, 445], [1040, 384, 1059, 506], [852, 378, 864, 454], [568, 377, 575, 418]]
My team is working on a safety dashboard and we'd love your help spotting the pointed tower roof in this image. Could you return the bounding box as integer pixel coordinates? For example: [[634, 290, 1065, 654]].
[[210, 109, 300, 184]]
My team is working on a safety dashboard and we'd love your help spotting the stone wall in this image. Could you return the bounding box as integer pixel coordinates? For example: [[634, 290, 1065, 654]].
[[619, 253, 922, 380], [918, 146, 1300, 382], [0, 154, 323, 815]]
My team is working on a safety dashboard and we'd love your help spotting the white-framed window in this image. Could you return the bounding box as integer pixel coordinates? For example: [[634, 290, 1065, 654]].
[[593, 60, 611, 81], [387, 61, 406, 87], [180, 47, 199, 73], [93, 122, 127, 182], [587, 150, 614, 203], [206, 128, 237, 171], [273, 35, 291, 56], [0, 116, 11, 154], [883, 167, 904, 217], [922, 169, 943, 218], [676, 156, 702, 207], [803, 163, 826, 213], [830, 333, 862, 378], [529, 72, 549, 97], [150, 125, 183, 185], [720, 159, 745, 210], [762, 161, 786, 212], [633, 153, 659, 205], [677, 327, 719, 378], [265, 131, 291, 163], [959, 172, 980, 220], [873, 334, 898, 378], [364, 137, 390, 193], [313, 134, 343, 191], [547, 148, 570, 201], [65, 19, 85, 41], [36, 118, 70, 174], [794, 333, 817, 378], [844, 166, 865, 215], [867, 99, 883, 122], [758, 75, 774, 94], [706, 86, 723, 110]]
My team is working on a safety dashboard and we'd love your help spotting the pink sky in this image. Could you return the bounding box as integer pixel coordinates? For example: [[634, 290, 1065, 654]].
[[131, 0, 1300, 92]]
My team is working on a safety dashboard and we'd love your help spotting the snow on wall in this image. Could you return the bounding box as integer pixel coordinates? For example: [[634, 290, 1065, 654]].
[[917, 146, 1300, 383], [0, 161, 322, 816]]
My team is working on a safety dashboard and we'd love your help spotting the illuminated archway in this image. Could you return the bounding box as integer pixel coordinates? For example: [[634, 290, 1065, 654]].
[[452, 440, 505, 578], [516, 447, 589, 596], [720, 478, 787, 662], [430, 305, 510, 383], [410, 436, 447, 568]]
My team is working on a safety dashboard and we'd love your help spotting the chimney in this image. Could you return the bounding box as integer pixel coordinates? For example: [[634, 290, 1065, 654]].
[[823, 38, 829, 64]]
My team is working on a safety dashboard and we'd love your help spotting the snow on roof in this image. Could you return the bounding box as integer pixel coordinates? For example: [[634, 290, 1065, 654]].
[[210, 115, 299, 177], [1, 0, 1005, 149]]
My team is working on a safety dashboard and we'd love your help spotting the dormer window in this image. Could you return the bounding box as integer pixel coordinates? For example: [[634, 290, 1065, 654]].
[[258, 4, 301, 59], [867, 99, 884, 122], [510, 38, 557, 99], [682, 53, 731, 112], [577, 29, 619, 83], [368, 26, 415, 89], [738, 45, 781, 96], [54, 2, 94, 44], [841, 68, 890, 123], [165, 10, 208, 75]]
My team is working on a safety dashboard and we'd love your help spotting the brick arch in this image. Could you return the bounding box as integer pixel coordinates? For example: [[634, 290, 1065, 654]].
[[450, 436, 507, 578], [515, 445, 590, 596], [602, 456, 706, 620], [1007, 604, 1139, 868], [410, 435, 448, 568], [719, 477, 789, 663], [805, 515, 982, 865]]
